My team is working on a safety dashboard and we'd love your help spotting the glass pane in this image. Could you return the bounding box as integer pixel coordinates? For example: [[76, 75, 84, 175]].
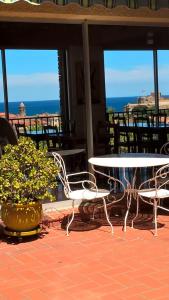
[[89, 0, 105, 4], [104, 50, 154, 112], [0, 54, 4, 116], [137, 0, 149, 7], [157, 0, 169, 8], [5, 50, 60, 117], [158, 50, 169, 109], [113, 0, 128, 6]]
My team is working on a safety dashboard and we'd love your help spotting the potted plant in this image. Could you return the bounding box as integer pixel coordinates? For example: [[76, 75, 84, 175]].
[[0, 137, 59, 235]]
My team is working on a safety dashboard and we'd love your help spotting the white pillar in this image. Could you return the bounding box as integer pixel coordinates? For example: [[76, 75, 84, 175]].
[[82, 21, 94, 171]]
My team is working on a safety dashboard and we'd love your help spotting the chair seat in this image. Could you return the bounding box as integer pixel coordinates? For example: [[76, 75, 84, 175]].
[[138, 188, 169, 199], [69, 188, 109, 200]]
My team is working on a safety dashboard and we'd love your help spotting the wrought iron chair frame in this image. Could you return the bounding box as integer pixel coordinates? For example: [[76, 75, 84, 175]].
[[52, 153, 126, 236], [132, 163, 169, 236]]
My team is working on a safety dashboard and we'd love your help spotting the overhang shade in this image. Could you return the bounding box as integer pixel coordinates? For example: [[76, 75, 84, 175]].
[[0, 1, 169, 26]]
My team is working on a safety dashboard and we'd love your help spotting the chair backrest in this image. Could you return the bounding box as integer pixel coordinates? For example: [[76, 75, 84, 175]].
[[112, 115, 130, 149], [15, 123, 27, 136], [138, 162, 169, 193], [52, 152, 71, 198], [44, 125, 61, 150], [156, 163, 169, 180], [43, 125, 58, 134], [0, 118, 18, 148], [133, 115, 150, 127], [112, 115, 127, 126], [160, 142, 169, 155], [151, 112, 167, 127]]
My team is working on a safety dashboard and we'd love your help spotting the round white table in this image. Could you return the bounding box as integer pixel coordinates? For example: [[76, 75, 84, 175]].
[[89, 153, 169, 232], [49, 148, 85, 157], [48, 148, 85, 161], [88, 153, 169, 169]]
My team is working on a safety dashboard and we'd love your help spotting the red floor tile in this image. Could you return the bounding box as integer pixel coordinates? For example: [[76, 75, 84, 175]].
[[0, 211, 169, 300]]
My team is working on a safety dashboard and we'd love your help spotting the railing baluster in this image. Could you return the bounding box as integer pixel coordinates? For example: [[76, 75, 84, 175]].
[[9, 115, 62, 135]]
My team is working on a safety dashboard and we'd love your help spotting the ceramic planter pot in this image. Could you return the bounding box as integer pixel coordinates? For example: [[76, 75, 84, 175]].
[[1, 202, 42, 232]]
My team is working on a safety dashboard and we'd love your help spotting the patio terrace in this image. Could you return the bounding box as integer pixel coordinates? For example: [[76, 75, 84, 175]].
[[1, 114, 169, 299], [0, 201, 169, 300]]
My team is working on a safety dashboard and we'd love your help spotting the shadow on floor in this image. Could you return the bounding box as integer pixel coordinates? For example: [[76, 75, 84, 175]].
[[61, 213, 101, 232], [0, 226, 48, 245], [59, 196, 166, 233], [60, 211, 165, 233], [0, 214, 60, 244]]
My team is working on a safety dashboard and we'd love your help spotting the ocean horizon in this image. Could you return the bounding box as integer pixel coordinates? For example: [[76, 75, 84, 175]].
[[0, 95, 169, 116]]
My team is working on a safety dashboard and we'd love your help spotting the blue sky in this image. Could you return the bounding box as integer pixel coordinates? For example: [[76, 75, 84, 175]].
[[0, 50, 59, 102], [104, 50, 169, 97], [0, 49, 169, 102]]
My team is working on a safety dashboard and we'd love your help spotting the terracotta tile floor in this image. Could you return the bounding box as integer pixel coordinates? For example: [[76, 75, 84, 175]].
[[1, 209, 169, 300]]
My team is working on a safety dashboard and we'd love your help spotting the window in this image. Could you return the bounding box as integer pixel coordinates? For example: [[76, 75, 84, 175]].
[[5, 50, 60, 117], [0, 53, 4, 115], [104, 50, 154, 112], [158, 50, 169, 100]]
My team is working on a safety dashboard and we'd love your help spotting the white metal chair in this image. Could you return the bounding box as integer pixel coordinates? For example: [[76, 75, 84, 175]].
[[150, 142, 169, 177], [160, 141, 169, 155], [132, 163, 169, 236], [52, 153, 125, 236], [44, 125, 61, 151]]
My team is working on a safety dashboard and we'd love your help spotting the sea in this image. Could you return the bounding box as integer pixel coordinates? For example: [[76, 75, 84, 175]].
[[0, 96, 140, 116]]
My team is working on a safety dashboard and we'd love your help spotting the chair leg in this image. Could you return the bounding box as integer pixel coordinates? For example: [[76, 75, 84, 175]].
[[124, 191, 132, 232], [152, 200, 159, 223], [92, 206, 97, 220], [102, 197, 114, 235], [131, 195, 139, 228], [154, 199, 158, 237], [66, 200, 75, 236]]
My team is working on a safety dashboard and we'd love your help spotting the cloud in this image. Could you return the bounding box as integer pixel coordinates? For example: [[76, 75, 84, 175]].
[[105, 65, 153, 84], [105, 64, 169, 84], [0, 65, 169, 100], [6, 72, 59, 87], [0, 72, 60, 101], [158, 66, 169, 80], [105, 64, 169, 96]]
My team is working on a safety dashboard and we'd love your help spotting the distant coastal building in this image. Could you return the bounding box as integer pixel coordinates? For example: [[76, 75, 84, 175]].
[[125, 92, 169, 112], [19, 102, 26, 116]]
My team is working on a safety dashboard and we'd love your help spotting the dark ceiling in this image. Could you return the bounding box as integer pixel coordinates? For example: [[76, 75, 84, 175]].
[[90, 25, 169, 50], [0, 22, 169, 50]]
